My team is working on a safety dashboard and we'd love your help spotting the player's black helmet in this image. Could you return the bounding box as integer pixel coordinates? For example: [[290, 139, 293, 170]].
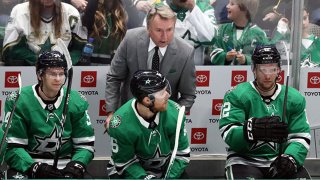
[[36, 51, 68, 76], [130, 70, 169, 102], [252, 45, 281, 68]]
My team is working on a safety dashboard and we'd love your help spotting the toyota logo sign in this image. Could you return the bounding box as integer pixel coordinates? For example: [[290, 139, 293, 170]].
[[233, 74, 245, 83], [196, 75, 207, 83], [214, 103, 222, 112], [83, 75, 95, 83], [101, 103, 106, 112], [196, 71, 210, 86], [7, 76, 18, 84], [193, 132, 205, 140], [307, 72, 320, 88], [310, 76, 320, 85]]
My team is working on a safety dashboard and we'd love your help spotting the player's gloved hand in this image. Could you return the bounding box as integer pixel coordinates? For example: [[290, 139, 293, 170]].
[[28, 162, 65, 179], [63, 161, 86, 178], [268, 154, 297, 178], [243, 116, 288, 143]]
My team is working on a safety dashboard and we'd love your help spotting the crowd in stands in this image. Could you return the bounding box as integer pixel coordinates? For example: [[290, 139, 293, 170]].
[[0, 0, 319, 66]]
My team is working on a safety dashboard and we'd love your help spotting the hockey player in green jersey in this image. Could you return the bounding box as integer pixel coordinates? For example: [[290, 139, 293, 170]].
[[107, 70, 190, 179], [1, 51, 95, 179], [219, 45, 311, 179], [210, 0, 268, 65]]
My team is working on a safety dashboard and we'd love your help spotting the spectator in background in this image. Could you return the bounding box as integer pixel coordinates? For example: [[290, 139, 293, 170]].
[[272, 8, 320, 67], [0, 0, 22, 64], [219, 45, 311, 179], [2, 0, 87, 66], [210, 0, 268, 65], [163, 0, 218, 65], [89, 0, 128, 65], [62, 0, 99, 35], [254, 0, 291, 38], [104, 4, 196, 129]]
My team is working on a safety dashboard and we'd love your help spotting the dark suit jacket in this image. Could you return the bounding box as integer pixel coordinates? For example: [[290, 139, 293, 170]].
[[105, 27, 196, 112]]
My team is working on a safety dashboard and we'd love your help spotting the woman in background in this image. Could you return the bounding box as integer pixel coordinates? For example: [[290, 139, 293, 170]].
[[90, 0, 127, 65]]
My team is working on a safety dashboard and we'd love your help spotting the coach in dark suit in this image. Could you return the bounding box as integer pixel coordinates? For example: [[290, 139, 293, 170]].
[[105, 4, 196, 126]]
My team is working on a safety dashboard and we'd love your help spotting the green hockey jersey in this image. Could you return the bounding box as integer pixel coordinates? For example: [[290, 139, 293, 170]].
[[108, 99, 190, 179], [2, 85, 95, 173], [219, 82, 310, 168], [210, 22, 268, 65]]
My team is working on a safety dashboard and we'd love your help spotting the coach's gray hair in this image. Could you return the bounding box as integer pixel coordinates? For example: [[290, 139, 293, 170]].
[[146, 4, 176, 28]]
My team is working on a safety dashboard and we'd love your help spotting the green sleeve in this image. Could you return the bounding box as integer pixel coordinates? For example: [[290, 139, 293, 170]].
[[3, 94, 34, 172], [69, 92, 95, 165], [5, 148, 34, 173], [109, 125, 147, 179], [284, 96, 310, 167], [219, 92, 251, 152]]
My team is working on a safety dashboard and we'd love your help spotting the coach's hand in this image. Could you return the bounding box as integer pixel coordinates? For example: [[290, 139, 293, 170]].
[[243, 116, 288, 143], [268, 154, 297, 178]]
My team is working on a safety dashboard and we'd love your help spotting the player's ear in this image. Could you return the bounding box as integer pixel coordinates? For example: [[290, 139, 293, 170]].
[[142, 96, 151, 104], [37, 73, 42, 82], [143, 95, 154, 105]]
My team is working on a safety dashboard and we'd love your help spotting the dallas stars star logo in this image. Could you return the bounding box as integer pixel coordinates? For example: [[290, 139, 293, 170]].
[[34, 125, 69, 153], [139, 146, 170, 168], [145, 78, 151, 85], [250, 140, 277, 152]]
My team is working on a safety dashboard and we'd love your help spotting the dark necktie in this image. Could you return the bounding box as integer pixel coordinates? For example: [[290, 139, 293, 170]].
[[152, 46, 160, 71]]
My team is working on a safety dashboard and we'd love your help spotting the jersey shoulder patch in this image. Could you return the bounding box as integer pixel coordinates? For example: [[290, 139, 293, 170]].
[[110, 115, 122, 128]]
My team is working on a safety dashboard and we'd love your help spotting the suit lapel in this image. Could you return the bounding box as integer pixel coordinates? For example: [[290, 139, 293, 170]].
[[161, 38, 177, 76], [137, 29, 149, 69]]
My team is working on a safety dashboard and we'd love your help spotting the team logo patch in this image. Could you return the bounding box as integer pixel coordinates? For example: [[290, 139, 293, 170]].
[[110, 115, 121, 128]]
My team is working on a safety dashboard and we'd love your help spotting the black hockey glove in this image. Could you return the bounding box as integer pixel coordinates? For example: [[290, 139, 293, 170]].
[[243, 116, 288, 143], [28, 162, 65, 179], [63, 161, 86, 178], [268, 154, 297, 178]]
